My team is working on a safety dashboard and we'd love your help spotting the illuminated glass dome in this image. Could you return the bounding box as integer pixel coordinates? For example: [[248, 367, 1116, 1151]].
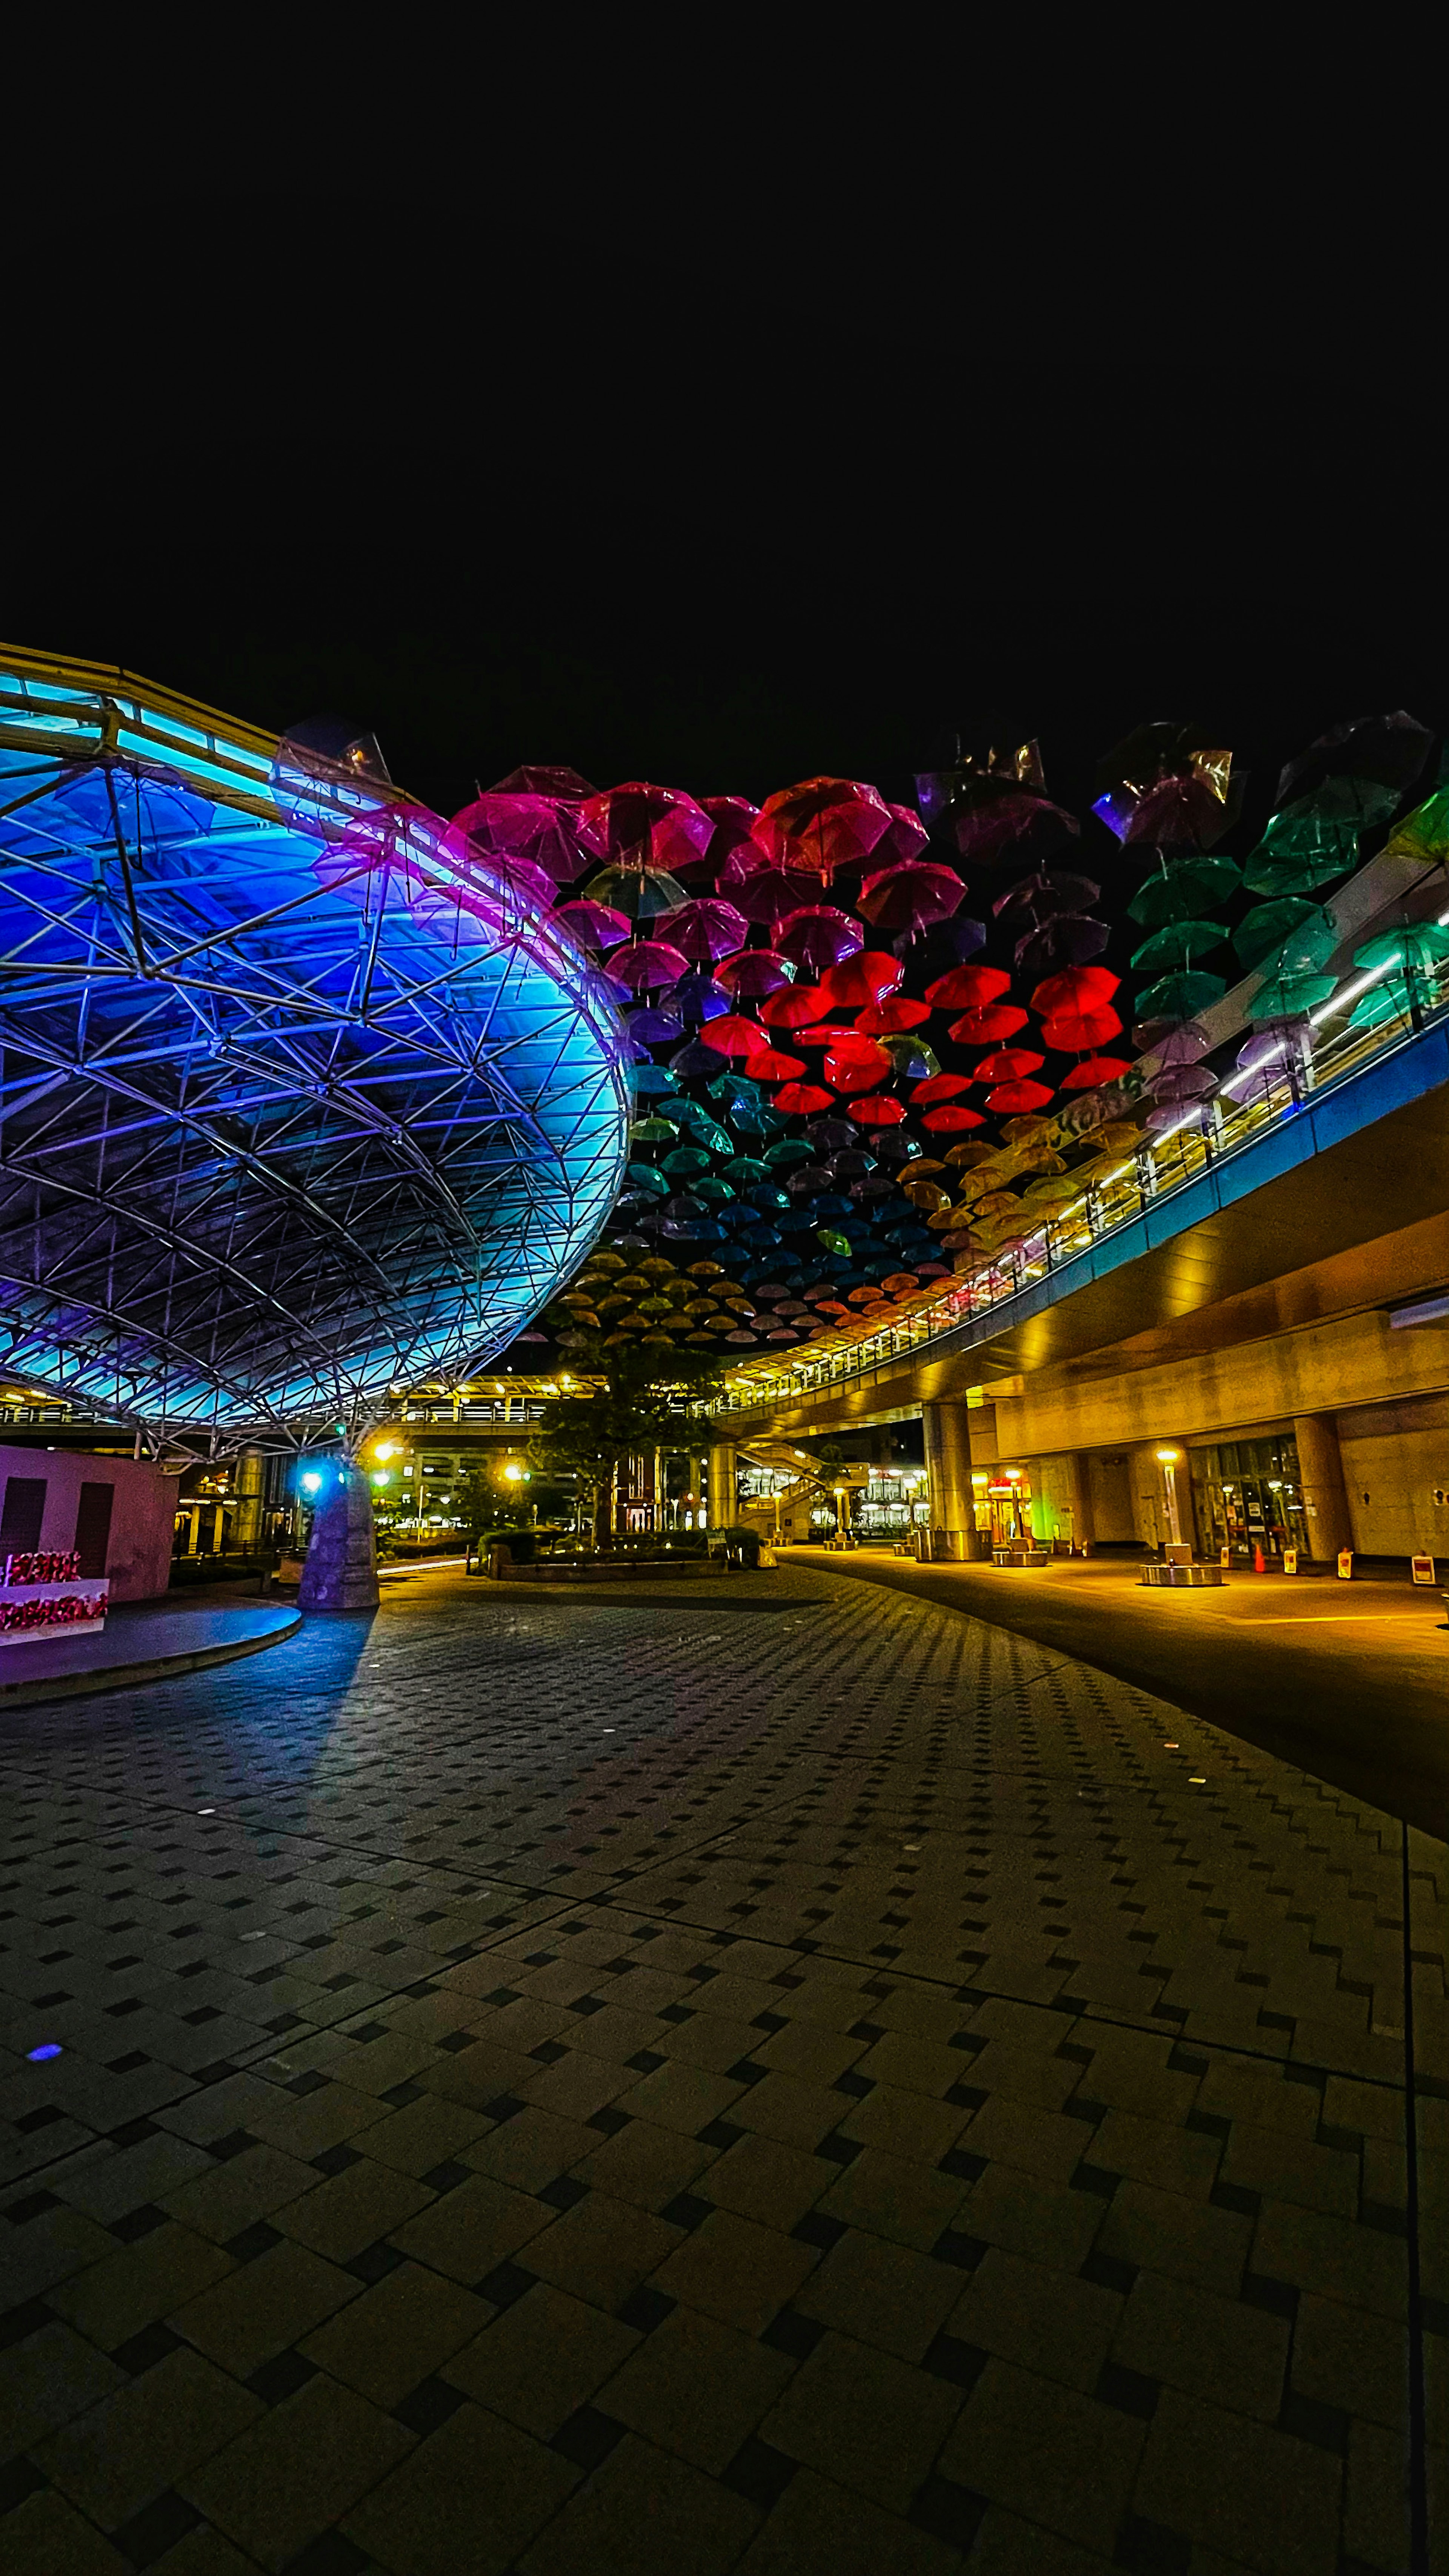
[[0, 650, 629, 1435]]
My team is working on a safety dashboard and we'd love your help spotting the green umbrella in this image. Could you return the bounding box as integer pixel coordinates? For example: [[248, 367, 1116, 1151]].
[[1241, 777, 1400, 894], [1352, 923, 1449, 977], [629, 1117, 679, 1144], [723, 1157, 772, 1186], [1246, 974, 1336, 1024], [1127, 855, 1241, 927], [661, 1146, 713, 1179], [1135, 970, 1227, 1023], [1347, 976, 1414, 1034], [693, 1176, 737, 1203], [1234, 900, 1337, 977], [585, 866, 689, 920], [764, 1138, 816, 1167], [1130, 919, 1229, 973], [883, 1033, 940, 1080]]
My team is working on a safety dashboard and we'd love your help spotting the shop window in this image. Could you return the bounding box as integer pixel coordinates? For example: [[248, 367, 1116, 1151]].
[[1190, 1435, 1307, 1560]]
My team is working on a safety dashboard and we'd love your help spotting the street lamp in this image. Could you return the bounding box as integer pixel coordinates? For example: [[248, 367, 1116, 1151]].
[[1155, 1449, 1183, 1547]]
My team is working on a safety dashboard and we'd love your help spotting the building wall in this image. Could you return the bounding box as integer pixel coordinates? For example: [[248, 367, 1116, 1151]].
[[1336, 1393, 1449, 1559], [0, 1447, 179, 1602]]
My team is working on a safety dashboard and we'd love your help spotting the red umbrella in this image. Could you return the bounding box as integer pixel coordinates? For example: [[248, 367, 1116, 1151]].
[[713, 949, 796, 999], [824, 1039, 894, 1094], [609, 939, 689, 991], [759, 986, 825, 1029], [773, 1081, 834, 1115], [554, 898, 632, 951], [973, 1048, 1045, 1082], [817, 952, 903, 1010], [923, 1104, 986, 1133], [700, 1014, 770, 1059], [750, 776, 893, 880], [578, 781, 714, 872], [742, 1047, 808, 1082], [1039, 1006, 1123, 1052], [857, 995, 931, 1034], [1059, 1057, 1133, 1090], [775, 905, 864, 975], [668, 897, 749, 962], [1029, 965, 1120, 1015], [793, 1023, 864, 1048], [925, 963, 1011, 1009], [986, 1079, 1055, 1112], [849, 1096, 907, 1127], [911, 1073, 973, 1103], [948, 1003, 1028, 1044], [857, 859, 967, 933]]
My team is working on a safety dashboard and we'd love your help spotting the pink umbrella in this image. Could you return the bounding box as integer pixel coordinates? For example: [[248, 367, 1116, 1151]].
[[713, 949, 796, 1000], [446, 792, 591, 885], [490, 765, 594, 802], [775, 905, 864, 976], [668, 897, 749, 963], [857, 858, 967, 933], [554, 898, 632, 952], [577, 781, 715, 872], [717, 850, 823, 923], [749, 777, 894, 882], [877, 803, 931, 863], [609, 940, 690, 992]]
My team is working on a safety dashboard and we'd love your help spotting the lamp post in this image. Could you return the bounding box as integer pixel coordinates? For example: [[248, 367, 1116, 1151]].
[[1156, 1448, 1183, 1548]]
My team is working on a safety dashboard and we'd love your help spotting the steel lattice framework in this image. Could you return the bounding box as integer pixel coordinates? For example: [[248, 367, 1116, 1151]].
[[0, 650, 629, 1441]]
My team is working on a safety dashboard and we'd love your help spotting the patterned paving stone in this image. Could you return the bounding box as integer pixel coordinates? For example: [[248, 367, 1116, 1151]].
[[0, 1561, 1441, 2572]]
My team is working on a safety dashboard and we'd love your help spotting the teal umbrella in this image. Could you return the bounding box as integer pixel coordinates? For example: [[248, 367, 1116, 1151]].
[[1241, 777, 1401, 895], [1347, 976, 1415, 1035], [1130, 919, 1229, 973], [1135, 970, 1227, 1023], [1235, 900, 1337, 977], [1352, 923, 1449, 977], [1127, 855, 1241, 927], [1246, 975, 1336, 1024]]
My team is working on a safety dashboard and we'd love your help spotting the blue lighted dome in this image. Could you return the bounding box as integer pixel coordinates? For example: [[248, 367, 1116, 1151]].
[[0, 650, 629, 1433]]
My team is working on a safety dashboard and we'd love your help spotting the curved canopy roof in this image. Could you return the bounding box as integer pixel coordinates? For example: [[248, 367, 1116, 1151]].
[[0, 650, 628, 1437]]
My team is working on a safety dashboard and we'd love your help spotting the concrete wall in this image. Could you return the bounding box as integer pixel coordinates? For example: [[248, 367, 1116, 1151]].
[[0, 1448, 179, 1602], [1336, 1393, 1449, 1559]]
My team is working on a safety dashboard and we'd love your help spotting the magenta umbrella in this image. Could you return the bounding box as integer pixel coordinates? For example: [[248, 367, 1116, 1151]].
[[668, 897, 749, 962], [775, 905, 864, 975], [713, 948, 796, 999], [577, 781, 714, 872], [609, 939, 690, 992], [877, 803, 930, 863], [716, 846, 823, 923], [554, 898, 632, 952], [858, 858, 966, 932], [446, 792, 591, 885]]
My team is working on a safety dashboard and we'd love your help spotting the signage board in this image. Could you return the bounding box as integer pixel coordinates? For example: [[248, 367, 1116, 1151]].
[[1411, 1554, 1437, 1586], [1337, 1550, 1354, 1580], [1282, 1549, 1298, 1575], [0, 1550, 108, 1643]]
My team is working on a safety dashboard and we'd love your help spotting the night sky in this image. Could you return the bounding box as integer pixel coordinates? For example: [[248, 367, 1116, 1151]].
[[9, 198, 1441, 833]]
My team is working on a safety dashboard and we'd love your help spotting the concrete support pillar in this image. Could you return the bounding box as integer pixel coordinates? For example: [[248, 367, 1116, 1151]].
[[1063, 1453, 1096, 1549], [1294, 1413, 1353, 1561], [708, 1443, 738, 1527], [923, 1402, 980, 1558], [298, 1467, 379, 1612]]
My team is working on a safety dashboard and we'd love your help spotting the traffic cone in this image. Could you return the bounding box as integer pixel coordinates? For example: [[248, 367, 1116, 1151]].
[[1253, 1544, 1266, 1573]]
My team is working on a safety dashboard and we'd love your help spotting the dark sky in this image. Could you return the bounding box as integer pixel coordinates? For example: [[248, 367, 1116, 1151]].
[[8, 193, 1442, 834]]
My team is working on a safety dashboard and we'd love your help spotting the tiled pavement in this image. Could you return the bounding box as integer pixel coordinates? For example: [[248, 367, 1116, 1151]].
[[0, 1563, 1443, 2574]]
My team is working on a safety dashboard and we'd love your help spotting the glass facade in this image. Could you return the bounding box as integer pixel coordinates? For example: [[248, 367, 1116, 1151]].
[[1189, 1433, 1309, 1562]]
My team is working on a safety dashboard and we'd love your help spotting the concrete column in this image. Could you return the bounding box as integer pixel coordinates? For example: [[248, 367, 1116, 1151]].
[[298, 1467, 379, 1612], [1061, 1453, 1096, 1549], [1294, 1413, 1353, 1561], [923, 1402, 980, 1558], [708, 1443, 738, 1527]]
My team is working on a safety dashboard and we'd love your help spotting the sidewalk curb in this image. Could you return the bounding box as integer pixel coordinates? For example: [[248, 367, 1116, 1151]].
[[0, 1610, 303, 1710]]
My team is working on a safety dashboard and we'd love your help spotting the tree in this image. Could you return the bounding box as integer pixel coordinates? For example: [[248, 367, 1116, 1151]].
[[531, 1345, 721, 1548]]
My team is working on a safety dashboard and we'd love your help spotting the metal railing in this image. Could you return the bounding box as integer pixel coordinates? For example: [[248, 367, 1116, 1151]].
[[712, 958, 1449, 1420]]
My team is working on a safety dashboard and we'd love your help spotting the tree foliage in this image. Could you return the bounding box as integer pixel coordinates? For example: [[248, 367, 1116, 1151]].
[[529, 1344, 722, 1545]]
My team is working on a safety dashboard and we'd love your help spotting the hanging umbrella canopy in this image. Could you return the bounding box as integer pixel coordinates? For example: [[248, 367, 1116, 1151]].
[[1276, 709, 1431, 808], [584, 864, 689, 920], [911, 1072, 973, 1103], [1059, 1055, 1132, 1090], [857, 995, 931, 1033], [993, 871, 1102, 923], [668, 897, 749, 962], [1246, 973, 1336, 1024], [700, 1013, 771, 1059], [1029, 965, 1119, 1015], [491, 763, 595, 802], [1040, 1005, 1122, 1052], [973, 1047, 1045, 1083], [1127, 854, 1242, 925], [824, 1038, 894, 1093], [880, 1033, 940, 1081], [1092, 726, 1239, 849], [1135, 969, 1227, 1023], [1130, 919, 1229, 973], [1234, 900, 1337, 976], [717, 846, 824, 921], [1353, 922, 1449, 977], [610, 939, 690, 991], [1241, 777, 1403, 894], [1148, 1064, 1217, 1103], [760, 985, 826, 1029], [697, 794, 761, 862], [1015, 916, 1111, 979], [923, 1103, 986, 1132], [817, 950, 905, 1010], [743, 1046, 808, 1083], [775, 904, 864, 975], [948, 1001, 1028, 1044], [773, 1081, 834, 1115], [750, 776, 894, 880], [926, 962, 1011, 1010], [857, 858, 967, 932], [446, 790, 591, 886], [554, 897, 632, 951], [714, 948, 796, 998], [578, 781, 715, 873], [849, 1096, 908, 1127], [986, 1079, 1055, 1113]]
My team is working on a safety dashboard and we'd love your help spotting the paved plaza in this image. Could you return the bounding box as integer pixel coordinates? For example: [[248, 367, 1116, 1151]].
[[0, 1564, 1442, 2574]]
